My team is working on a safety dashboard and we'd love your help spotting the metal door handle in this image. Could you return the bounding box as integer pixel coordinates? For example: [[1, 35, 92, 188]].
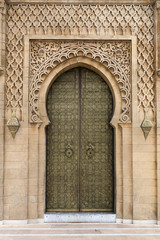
[[86, 144, 94, 157], [65, 144, 73, 158]]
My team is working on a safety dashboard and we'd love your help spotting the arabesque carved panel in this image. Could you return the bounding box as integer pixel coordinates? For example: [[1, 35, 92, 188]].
[[6, 4, 154, 118], [30, 40, 131, 123]]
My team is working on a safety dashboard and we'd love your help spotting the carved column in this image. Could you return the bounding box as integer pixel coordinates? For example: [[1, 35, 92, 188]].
[[0, 0, 5, 222], [3, 2, 28, 222], [155, 0, 160, 225]]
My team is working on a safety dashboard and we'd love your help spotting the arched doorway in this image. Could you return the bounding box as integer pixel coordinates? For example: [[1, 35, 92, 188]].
[[46, 67, 114, 212]]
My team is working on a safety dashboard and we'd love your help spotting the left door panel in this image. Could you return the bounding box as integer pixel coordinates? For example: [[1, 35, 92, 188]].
[[46, 68, 79, 212]]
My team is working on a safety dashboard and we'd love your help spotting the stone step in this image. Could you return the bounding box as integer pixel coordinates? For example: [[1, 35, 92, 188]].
[[0, 227, 160, 234], [0, 233, 160, 240], [1, 223, 159, 228], [0, 224, 160, 239]]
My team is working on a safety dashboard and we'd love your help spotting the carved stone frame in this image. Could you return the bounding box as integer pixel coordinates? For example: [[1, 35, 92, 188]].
[[23, 35, 137, 222]]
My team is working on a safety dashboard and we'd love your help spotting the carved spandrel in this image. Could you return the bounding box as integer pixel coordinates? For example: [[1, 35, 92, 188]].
[[6, 4, 154, 118], [30, 40, 131, 123]]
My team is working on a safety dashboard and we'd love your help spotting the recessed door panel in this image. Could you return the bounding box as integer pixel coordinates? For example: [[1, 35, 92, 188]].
[[46, 67, 114, 212]]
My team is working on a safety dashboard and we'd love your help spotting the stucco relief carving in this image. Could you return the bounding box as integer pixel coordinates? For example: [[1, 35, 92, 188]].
[[6, 4, 154, 118], [30, 40, 131, 123]]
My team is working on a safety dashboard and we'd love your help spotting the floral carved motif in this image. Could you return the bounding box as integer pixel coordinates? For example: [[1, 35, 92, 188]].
[[30, 40, 131, 123], [6, 4, 154, 118]]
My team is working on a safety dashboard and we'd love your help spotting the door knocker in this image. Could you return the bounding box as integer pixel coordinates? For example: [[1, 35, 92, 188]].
[[86, 144, 94, 158], [65, 144, 73, 158]]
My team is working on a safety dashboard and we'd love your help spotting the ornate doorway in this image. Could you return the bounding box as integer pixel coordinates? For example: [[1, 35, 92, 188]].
[[46, 67, 114, 212]]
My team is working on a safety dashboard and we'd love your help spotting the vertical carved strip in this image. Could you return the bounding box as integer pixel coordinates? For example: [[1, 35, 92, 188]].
[[0, 0, 6, 221], [155, 1, 160, 225]]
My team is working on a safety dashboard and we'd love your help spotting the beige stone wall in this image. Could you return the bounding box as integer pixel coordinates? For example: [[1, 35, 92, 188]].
[[0, 0, 159, 223]]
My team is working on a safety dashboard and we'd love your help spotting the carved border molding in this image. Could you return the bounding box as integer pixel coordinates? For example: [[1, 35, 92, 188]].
[[29, 39, 131, 123], [6, 0, 155, 4], [6, 4, 154, 118]]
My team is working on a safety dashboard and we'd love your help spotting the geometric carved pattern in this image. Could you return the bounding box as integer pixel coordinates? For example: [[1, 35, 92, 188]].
[[30, 40, 131, 123], [6, 4, 154, 117]]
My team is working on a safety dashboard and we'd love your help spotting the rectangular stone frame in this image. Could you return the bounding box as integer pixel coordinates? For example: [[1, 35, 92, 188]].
[[23, 34, 137, 223]]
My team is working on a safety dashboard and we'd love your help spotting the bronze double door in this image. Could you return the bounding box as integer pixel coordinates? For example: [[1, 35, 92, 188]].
[[46, 67, 114, 212]]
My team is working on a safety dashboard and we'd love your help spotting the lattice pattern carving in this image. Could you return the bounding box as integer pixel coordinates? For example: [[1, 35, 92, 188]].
[[6, 4, 154, 117], [30, 40, 131, 123]]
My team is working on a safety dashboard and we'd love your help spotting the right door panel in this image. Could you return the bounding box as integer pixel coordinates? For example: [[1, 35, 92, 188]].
[[80, 68, 114, 212]]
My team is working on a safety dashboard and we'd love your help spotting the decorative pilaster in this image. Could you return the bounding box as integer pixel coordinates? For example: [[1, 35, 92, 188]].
[[0, 0, 6, 222], [155, 0, 160, 225]]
